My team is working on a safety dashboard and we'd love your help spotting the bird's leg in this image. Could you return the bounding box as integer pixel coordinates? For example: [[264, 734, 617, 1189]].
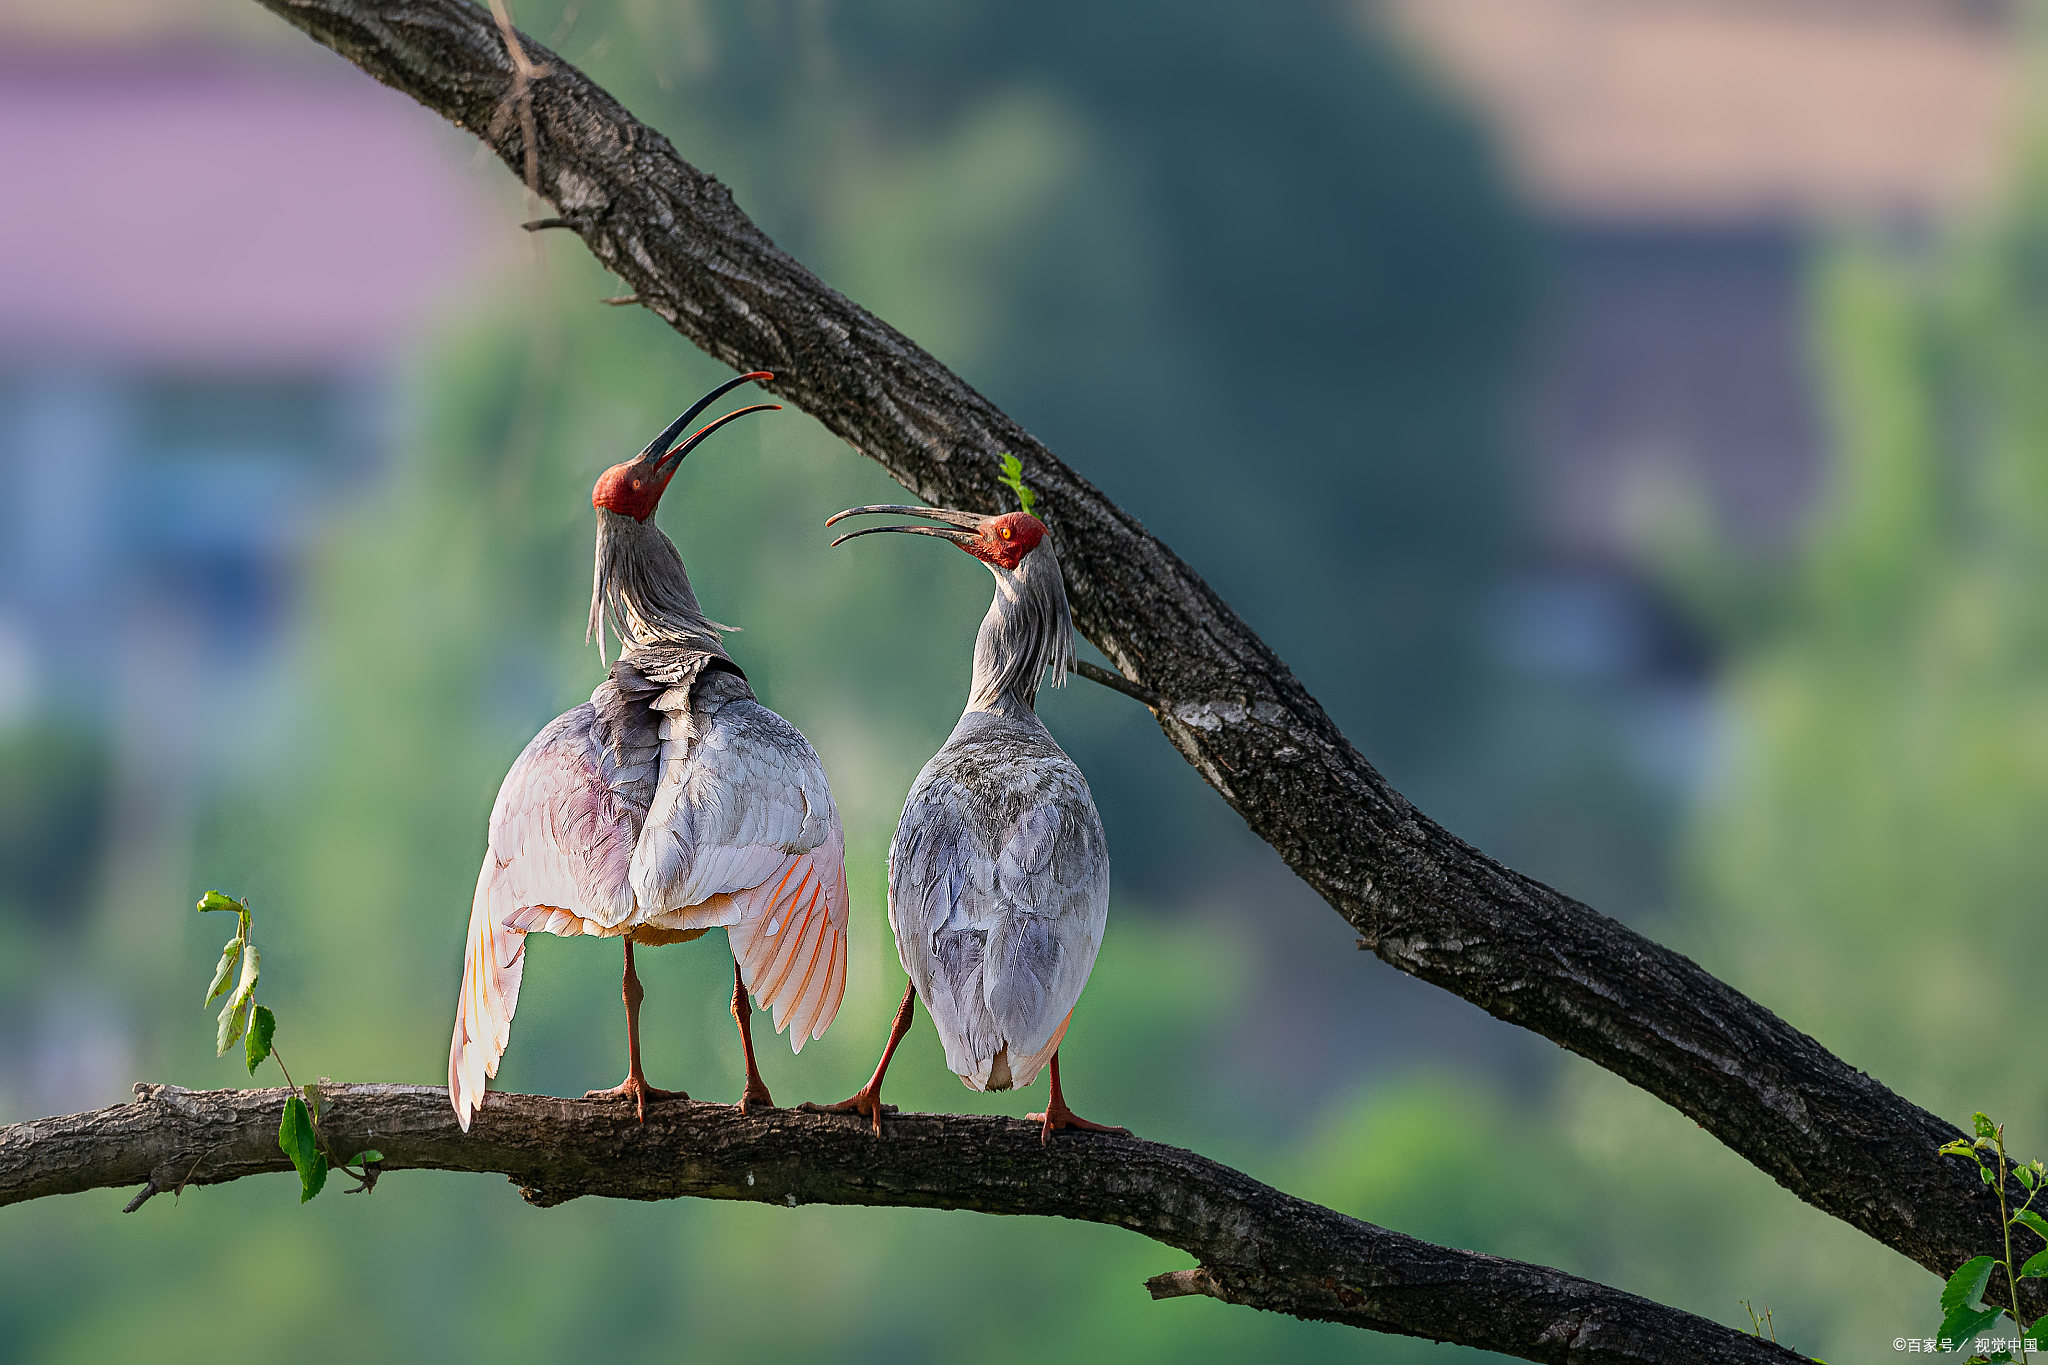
[[730, 959, 775, 1114], [799, 980, 915, 1136], [1025, 1051, 1129, 1146], [585, 939, 687, 1121]]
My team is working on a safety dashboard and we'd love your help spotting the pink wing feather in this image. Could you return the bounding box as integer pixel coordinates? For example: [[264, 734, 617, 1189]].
[[449, 702, 645, 1130]]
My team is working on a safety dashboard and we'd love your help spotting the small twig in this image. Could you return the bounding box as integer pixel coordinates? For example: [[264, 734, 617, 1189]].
[[521, 216, 580, 233], [600, 294, 641, 306], [486, 0, 549, 211], [268, 1041, 298, 1094], [1147, 1266, 1223, 1301], [1070, 659, 1161, 708], [119, 1178, 160, 1214], [172, 1144, 219, 1200]]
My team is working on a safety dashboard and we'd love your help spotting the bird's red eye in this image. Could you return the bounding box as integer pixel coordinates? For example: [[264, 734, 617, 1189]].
[[999, 526, 1012, 540]]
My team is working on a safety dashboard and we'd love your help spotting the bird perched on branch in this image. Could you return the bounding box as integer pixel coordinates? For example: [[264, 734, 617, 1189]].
[[805, 492, 1126, 1143], [449, 372, 849, 1130]]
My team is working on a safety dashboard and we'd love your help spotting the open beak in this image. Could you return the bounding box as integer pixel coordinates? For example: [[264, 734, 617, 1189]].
[[826, 504, 984, 548], [635, 371, 780, 480]]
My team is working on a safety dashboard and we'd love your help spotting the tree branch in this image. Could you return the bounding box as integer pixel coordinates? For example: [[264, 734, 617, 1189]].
[[247, 0, 2012, 1306], [1, 1083, 1807, 1365]]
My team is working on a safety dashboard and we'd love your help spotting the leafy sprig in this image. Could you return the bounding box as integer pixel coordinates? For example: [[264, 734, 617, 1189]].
[[1931, 1113, 2048, 1362], [197, 891, 382, 1203], [996, 453, 1038, 518]]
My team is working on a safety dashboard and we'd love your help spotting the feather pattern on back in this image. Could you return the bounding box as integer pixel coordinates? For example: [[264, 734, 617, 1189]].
[[889, 708, 1107, 1091]]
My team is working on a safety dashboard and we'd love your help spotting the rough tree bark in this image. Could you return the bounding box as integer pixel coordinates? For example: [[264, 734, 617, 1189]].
[[0, 1084, 1808, 1365], [220, 0, 2022, 1311]]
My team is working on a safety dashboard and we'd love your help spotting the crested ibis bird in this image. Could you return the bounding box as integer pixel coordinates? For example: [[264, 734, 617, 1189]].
[[449, 372, 849, 1129], [804, 500, 1126, 1143]]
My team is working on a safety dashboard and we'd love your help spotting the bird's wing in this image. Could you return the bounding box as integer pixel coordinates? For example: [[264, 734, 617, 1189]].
[[889, 770, 999, 1081], [631, 692, 849, 1049], [983, 771, 1109, 1060], [725, 817, 850, 1049], [890, 753, 1108, 1088], [448, 698, 655, 1129]]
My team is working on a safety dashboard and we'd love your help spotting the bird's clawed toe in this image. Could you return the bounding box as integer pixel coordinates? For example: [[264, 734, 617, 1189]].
[[798, 1091, 898, 1136], [585, 1076, 688, 1123], [1024, 1105, 1130, 1147], [736, 1080, 777, 1115]]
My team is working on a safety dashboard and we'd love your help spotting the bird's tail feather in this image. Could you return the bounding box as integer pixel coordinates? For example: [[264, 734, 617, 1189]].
[[449, 860, 526, 1131], [957, 1011, 1071, 1093]]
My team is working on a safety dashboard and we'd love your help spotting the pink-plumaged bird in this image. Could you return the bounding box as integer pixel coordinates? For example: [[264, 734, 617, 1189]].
[[449, 372, 850, 1129], [803, 501, 1126, 1144]]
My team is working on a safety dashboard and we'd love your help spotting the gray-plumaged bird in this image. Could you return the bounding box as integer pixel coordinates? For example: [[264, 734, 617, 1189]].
[[804, 502, 1126, 1143], [449, 372, 849, 1130]]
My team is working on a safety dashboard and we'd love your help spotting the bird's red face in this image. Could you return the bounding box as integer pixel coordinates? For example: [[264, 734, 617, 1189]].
[[825, 503, 1051, 569], [592, 461, 671, 522], [963, 512, 1047, 571]]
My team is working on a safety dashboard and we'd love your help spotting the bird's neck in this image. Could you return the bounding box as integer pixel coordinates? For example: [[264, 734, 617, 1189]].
[[589, 509, 727, 662], [965, 546, 1073, 717]]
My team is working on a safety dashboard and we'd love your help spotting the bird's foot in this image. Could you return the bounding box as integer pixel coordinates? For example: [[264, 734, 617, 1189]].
[[1024, 1101, 1130, 1147], [585, 1075, 687, 1123], [797, 1088, 898, 1137], [736, 1076, 776, 1116]]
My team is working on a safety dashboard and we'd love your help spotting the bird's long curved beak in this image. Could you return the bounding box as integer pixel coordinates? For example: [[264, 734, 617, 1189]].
[[635, 371, 779, 476], [651, 402, 781, 480], [825, 503, 982, 548]]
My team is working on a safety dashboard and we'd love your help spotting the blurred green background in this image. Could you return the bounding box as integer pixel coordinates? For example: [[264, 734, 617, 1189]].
[[1, 1, 2042, 1361]]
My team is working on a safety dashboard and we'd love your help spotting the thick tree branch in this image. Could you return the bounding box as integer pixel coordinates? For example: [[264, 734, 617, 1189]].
[[1, 1084, 1806, 1365], [248, 0, 2012, 1308]]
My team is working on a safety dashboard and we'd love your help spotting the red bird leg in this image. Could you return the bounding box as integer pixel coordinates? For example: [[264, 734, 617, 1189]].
[[1025, 1051, 1129, 1146], [799, 980, 914, 1135], [586, 939, 686, 1121], [730, 960, 775, 1114]]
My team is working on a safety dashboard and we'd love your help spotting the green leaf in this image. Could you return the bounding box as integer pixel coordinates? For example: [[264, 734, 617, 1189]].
[[995, 453, 1038, 517], [244, 1004, 275, 1075], [203, 937, 243, 1007], [1984, 1164, 1998, 1185], [1938, 1301, 2003, 1350], [216, 996, 250, 1056], [1944, 1139, 1980, 1158], [2019, 1165, 2037, 1190], [2020, 1248, 2048, 1280], [1945, 1256, 1997, 1315], [1978, 1113, 2000, 1140], [2017, 1210, 2048, 1243], [305, 1153, 328, 1202], [197, 890, 243, 915], [214, 946, 261, 1056], [278, 1096, 327, 1202], [349, 1150, 383, 1167]]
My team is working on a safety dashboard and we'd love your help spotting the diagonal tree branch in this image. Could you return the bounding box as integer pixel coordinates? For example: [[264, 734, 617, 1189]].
[[246, 0, 2010, 1309], [1, 1083, 1808, 1365]]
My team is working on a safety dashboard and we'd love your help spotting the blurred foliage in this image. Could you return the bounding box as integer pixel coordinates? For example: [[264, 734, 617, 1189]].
[[1500, 148, 2048, 1364], [1683, 195, 2048, 1125], [0, 2, 1545, 1361], [0, 726, 105, 927]]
